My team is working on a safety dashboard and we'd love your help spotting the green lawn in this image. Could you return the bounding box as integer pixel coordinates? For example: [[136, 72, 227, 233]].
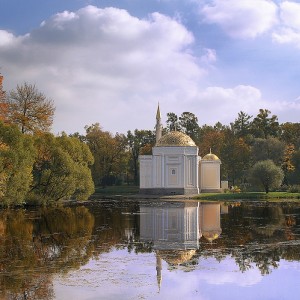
[[92, 185, 139, 196]]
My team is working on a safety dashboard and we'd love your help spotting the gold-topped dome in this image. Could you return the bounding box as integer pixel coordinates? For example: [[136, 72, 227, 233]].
[[202, 150, 220, 161], [156, 131, 196, 147]]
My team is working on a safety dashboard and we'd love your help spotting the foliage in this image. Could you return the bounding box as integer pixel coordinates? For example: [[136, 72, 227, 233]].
[[0, 122, 35, 206], [178, 112, 199, 141], [231, 111, 252, 137], [248, 160, 284, 193], [127, 129, 155, 185], [251, 109, 280, 138], [0, 75, 7, 122], [85, 123, 128, 186], [29, 132, 94, 203], [251, 137, 285, 165], [166, 112, 179, 132], [280, 122, 300, 148], [221, 129, 251, 184], [6, 82, 55, 134]]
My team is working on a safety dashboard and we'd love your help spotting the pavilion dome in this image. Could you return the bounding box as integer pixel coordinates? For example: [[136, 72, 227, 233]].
[[202, 152, 220, 161], [156, 131, 196, 147]]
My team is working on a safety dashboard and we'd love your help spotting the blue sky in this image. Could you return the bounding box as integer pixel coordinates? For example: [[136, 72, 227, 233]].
[[1, 0, 300, 134]]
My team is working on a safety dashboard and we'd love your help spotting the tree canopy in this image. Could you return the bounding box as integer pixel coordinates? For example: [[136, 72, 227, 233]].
[[6, 82, 55, 134]]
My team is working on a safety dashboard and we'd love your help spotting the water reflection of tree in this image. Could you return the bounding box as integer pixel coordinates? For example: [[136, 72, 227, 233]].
[[0, 206, 94, 299], [198, 203, 300, 275]]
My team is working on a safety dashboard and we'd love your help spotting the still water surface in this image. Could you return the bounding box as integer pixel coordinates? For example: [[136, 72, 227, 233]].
[[1, 200, 300, 299]]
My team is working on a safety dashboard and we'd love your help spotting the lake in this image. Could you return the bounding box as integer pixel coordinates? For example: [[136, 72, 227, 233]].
[[1, 200, 300, 299]]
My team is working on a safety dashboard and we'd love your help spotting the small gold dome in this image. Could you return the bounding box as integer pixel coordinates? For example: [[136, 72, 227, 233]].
[[156, 131, 196, 147], [202, 153, 220, 161]]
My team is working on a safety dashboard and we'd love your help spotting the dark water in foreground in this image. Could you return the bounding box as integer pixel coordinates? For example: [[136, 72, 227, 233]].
[[1, 200, 300, 299]]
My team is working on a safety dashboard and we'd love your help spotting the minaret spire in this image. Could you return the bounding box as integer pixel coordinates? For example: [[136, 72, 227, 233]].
[[155, 103, 163, 143]]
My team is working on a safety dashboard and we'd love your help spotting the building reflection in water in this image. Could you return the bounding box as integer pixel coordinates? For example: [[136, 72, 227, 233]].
[[140, 201, 225, 289]]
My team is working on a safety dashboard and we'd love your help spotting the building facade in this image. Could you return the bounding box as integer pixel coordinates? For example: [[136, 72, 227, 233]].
[[139, 105, 221, 195]]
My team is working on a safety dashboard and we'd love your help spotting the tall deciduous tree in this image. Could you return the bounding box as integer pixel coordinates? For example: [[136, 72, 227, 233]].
[[280, 122, 300, 149], [85, 123, 127, 186], [221, 129, 251, 185], [6, 82, 55, 134], [249, 160, 284, 193]]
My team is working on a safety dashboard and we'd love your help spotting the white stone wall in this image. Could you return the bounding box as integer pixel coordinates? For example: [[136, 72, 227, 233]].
[[139, 155, 153, 188], [199, 160, 221, 190]]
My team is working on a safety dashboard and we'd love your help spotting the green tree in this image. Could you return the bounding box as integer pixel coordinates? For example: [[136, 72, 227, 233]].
[[231, 111, 252, 137], [30, 132, 94, 203], [251, 109, 280, 138], [251, 137, 285, 165], [179, 112, 199, 141], [249, 160, 284, 193], [6, 82, 55, 134], [0, 122, 35, 206], [166, 112, 179, 132]]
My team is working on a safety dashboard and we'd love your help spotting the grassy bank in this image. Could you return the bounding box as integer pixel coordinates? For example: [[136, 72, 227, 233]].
[[194, 191, 300, 201], [91, 185, 139, 197], [90, 186, 300, 202]]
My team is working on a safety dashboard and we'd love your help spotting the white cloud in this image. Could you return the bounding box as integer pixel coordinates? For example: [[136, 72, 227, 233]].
[[1, 5, 300, 134], [272, 1, 300, 48], [280, 1, 300, 30], [0, 6, 206, 134], [201, 0, 278, 39], [0, 30, 19, 46], [191, 85, 264, 125]]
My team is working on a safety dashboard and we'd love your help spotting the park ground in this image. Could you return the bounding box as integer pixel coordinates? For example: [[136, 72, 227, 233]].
[[90, 185, 300, 202]]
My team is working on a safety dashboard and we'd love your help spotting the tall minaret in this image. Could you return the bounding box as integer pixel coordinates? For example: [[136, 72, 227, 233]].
[[155, 103, 163, 143]]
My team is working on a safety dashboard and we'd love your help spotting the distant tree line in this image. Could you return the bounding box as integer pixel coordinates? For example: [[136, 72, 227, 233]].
[[1, 76, 300, 205]]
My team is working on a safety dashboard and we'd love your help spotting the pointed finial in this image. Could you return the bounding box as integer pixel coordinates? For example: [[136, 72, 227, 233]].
[[156, 102, 161, 120]]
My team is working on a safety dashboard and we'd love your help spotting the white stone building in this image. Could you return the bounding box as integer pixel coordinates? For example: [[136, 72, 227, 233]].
[[139, 105, 221, 195]]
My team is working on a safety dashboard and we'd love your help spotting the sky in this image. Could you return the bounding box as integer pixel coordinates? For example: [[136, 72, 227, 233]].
[[1, 0, 300, 135]]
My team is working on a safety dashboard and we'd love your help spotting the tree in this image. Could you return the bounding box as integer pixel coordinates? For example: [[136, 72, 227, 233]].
[[30, 132, 94, 203], [0, 75, 7, 122], [6, 82, 55, 134], [251, 109, 280, 138], [249, 160, 284, 193], [221, 130, 251, 185], [281, 144, 296, 185], [166, 112, 179, 132], [179, 112, 199, 141], [231, 111, 252, 137], [127, 129, 155, 185], [198, 124, 225, 157], [280, 122, 300, 149], [0, 122, 35, 206], [251, 137, 285, 165], [85, 124, 128, 186]]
